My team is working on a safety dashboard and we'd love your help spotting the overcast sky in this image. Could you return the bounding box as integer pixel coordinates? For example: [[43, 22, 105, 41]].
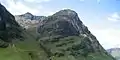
[[0, 0, 120, 49]]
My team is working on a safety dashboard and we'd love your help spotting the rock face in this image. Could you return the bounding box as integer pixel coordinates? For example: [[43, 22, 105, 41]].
[[0, 3, 22, 47], [107, 48, 120, 60], [37, 9, 115, 60], [15, 12, 46, 29]]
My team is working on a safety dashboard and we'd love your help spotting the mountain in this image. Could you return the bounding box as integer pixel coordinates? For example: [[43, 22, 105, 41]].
[[15, 12, 46, 29], [0, 3, 48, 60], [107, 48, 120, 60], [0, 3, 115, 60], [0, 3, 22, 47], [37, 9, 115, 60]]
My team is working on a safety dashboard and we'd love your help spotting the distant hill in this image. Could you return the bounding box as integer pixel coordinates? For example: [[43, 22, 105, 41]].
[[107, 48, 120, 60]]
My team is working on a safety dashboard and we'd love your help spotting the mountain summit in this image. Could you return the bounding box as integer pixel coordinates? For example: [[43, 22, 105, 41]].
[[22, 12, 33, 19], [53, 9, 78, 16]]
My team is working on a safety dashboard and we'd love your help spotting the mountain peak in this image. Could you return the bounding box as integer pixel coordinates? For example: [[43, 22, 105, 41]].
[[20, 12, 33, 20], [24, 12, 33, 16], [37, 9, 115, 60], [38, 9, 83, 37], [53, 9, 77, 17], [15, 12, 46, 29]]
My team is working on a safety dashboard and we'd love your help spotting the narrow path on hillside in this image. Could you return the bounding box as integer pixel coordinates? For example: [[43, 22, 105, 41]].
[[10, 44, 39, 52]]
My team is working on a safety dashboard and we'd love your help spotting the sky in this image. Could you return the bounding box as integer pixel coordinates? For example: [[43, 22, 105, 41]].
[[0, 0, 120, 49]]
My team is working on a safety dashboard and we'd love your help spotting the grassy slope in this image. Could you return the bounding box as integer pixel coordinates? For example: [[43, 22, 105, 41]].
[[39, 36, 115, 60], [51, 54, 114, 60], [0, 27, 115, 60], [0, 27, 48, 60], [0, 33, 115, 60]]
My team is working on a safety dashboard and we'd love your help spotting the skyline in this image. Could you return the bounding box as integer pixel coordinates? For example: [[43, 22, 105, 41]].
[[0, 0, 120, 49]]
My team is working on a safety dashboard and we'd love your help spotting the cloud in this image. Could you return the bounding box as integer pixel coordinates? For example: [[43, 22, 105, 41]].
[[79, 0, 84, 1], [24, 0, 50, 3], [97, 0, 101, 3], [107, 12, 120, 22], [79, 0, 101, 2], [0, 0, 40, 15], [0, 0, 53, 15]]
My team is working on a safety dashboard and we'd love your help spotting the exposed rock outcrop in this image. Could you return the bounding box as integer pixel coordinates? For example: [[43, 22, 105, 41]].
[[15, 12, 46, 29]]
